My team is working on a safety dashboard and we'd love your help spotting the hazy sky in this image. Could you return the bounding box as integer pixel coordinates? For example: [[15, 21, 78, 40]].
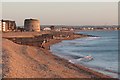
[[2, 2, 118, 26]]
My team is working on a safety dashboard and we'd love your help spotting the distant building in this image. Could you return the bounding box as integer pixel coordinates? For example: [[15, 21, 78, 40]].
[[61, 27, 69, 31], [43, 27, 51, 31], [17, 27, 24, 32], [70, 28, 74, 31], [0, 19, 16, 32], [55, 28, 61, 31], [50, 26, 55, 30], [24, 19, 40, 32]]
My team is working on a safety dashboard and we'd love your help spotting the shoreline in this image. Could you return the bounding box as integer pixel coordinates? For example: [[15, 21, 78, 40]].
[[42, 33, 113, 78], [2, 31, 118, 79]]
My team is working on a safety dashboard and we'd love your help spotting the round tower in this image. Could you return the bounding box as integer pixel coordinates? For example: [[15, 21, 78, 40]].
[[24, 19, 40, 32]]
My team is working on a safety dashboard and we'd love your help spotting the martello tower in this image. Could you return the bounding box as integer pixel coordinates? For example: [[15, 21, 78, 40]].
[[24, 19, 40, 32]]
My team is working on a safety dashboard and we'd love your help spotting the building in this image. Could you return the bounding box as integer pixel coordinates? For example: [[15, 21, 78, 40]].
[[24, 19, 40, 32], [0, 19, 16, 32], [50, 26, 55, 30], [43, 27, 51, 31]]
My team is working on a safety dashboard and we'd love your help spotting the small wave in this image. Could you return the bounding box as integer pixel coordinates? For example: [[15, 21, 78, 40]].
[[69, 55, 84, 59], [85, 37, 101, 40], [68, 55, 94, 63], [68, 42, 81, 46], [77, 56, 94, 62]]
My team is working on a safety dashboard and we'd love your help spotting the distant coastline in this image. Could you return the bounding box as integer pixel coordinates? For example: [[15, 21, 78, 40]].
[[18, 25, 120, 31]]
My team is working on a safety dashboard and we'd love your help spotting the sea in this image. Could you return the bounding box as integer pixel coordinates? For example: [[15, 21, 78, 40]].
[[50, 30, 119, 78]]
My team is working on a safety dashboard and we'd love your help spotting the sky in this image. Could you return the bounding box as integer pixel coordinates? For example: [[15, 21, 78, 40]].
[[1, 2, 118, 26]]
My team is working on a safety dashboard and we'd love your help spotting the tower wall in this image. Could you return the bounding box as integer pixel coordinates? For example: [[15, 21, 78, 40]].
[[24, 19, 40, 32]]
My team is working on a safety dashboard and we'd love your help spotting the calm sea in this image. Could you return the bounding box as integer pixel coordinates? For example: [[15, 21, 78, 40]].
[[50, 30, 119, 78]]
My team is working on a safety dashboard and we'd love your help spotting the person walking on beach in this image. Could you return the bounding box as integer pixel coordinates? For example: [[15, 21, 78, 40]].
[[41, 39, 46, 48]]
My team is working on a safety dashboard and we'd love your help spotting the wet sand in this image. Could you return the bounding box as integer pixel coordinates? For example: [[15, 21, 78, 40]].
[[2, 32, 114, 78]]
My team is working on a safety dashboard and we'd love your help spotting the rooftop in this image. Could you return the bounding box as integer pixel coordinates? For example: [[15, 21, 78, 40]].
[[0, 19, 15, 22], [25, 18, 39, 21]]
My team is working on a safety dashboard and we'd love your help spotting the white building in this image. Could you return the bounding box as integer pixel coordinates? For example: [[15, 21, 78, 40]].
[[0, 20, 16, 32], [43, 27, 51, 31]]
